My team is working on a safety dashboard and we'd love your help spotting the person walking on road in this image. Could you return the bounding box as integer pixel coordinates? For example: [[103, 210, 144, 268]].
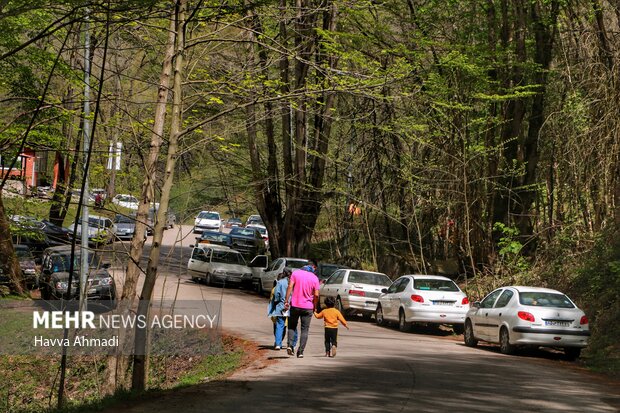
[[284, 263, 320, 358], [268, 269, 292, 350], [314, 296, 349, 357]]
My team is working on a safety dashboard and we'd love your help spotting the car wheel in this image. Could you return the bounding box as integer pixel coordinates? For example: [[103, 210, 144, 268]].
[[398, 309, 410, 332], [564, 347, 581, 361], [453, 324, 464, 335], [376, 305, 385, 326], [464, 320, 478, 347], [191, 276, 199, 283], [335, 298, 343, 313], [499, 326, 515, 355], [206, 273, 213, 286]]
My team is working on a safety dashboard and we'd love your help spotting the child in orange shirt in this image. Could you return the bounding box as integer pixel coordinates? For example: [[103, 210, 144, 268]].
[[314, 296, 349, 357]]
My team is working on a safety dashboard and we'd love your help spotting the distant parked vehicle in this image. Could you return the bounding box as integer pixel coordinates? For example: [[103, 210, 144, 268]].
[[245, 214, 264, 227], [70, 215, 117, 245], [224, 217, 243, 228], [376, 275, 470, 334], [187, 244, 252, 286], [111, 194, 139, 210], [113, 214, 137, 240], [229, 226, 266, 259], [319, 269, 391, 317], [246, 224, 268, 246], [464, 286, 589, 360], [194, 211, 222, 233], [9, 215, 70, 256], [194, 230, 233, 247], [39, 245, 115, 304], [14, 244, 39, 288], [317, 263, 350, 282]]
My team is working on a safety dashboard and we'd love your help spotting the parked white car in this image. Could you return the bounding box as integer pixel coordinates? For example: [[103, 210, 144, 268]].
[[464, 286, 589, 360], [71, 215, 117, 245], [194, 211, 222, 233], [319, 269, 391, 318], [253, 256, 308, 295], [187, 244, 252, 286], [376, 275, 469, 333], [111, 194, 139, 210]]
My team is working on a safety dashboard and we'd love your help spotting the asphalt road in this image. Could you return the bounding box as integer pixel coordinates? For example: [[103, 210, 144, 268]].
[[106, 225, 619, 413]]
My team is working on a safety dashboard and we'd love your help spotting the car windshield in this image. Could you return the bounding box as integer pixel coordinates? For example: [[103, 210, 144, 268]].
[[229, 218, 242, 223], [87, 217, 109, 227], [519, 292, 575, 308], [286, 259, 308, 269], [414, 279, 459, 292], [198, 212, 219, 220], [119, 195, 137, 202], [114, 215, 134, 224], [231, 228, 256, 237], [211, 250, 245, 265], [319, 264, 341, 278], [254, 227, 267, 235], [15, 247, 32, 258], [348, 271, 391, 286], [51, 251, 97, 271]]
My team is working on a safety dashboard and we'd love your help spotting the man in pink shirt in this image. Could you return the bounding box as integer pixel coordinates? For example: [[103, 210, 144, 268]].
[[284, 262, 320, 358]]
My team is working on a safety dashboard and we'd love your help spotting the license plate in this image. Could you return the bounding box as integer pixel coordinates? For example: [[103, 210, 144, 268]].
[[545, 320, 569, 327], [365, 301, 376, 307], [88, 288, 97, 294], [433, 301, 454, 306]]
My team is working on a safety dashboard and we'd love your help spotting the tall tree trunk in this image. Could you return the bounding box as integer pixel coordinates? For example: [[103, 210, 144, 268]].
[[104, 9, 177, 393], [132, 0, 186, 391]]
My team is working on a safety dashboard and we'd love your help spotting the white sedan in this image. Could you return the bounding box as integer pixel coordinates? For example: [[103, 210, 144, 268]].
[[464, 286, 589, 360], [112, 194, 139, 210], [376, 275, 469, 333], [319, 269, 391, 317]]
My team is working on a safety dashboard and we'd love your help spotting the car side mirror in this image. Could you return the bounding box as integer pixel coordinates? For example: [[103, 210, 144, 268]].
[[381, 288, 388, 294], [472, 301, 480, 308], [189, 244, 195, 248]]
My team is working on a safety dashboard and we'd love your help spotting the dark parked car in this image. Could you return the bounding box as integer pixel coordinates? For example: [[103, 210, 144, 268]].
[[317, 263, 350, 282], [39, 245, 115, 304], [194, 230, 233, 247], [14, 244, 39, 288], [10, 216, 71, 256], [229, 227, 267, 259]]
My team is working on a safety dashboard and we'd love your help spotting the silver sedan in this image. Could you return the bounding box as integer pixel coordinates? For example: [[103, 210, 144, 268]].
[[464, 286, 590, 360]]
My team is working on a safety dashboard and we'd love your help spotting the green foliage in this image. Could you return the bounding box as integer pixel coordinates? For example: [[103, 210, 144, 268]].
[[493, 222, 530, 277]]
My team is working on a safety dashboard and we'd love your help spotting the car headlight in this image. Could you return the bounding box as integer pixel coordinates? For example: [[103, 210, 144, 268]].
[[55, 281, 68, 290], [243, 273, 252, 278], [99, 277, 114, 286], [24, 269, 37, 274], [213, 270, 226, 275]]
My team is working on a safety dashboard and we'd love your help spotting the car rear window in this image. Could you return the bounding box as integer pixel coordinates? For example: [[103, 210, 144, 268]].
[[211, 250, 246, 265], [231, 228, 256, 237], [285, 259, 308, 269], [348, 271, 391, 286], [414, 279, 459, 292], [518, 292, 575, 308]]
